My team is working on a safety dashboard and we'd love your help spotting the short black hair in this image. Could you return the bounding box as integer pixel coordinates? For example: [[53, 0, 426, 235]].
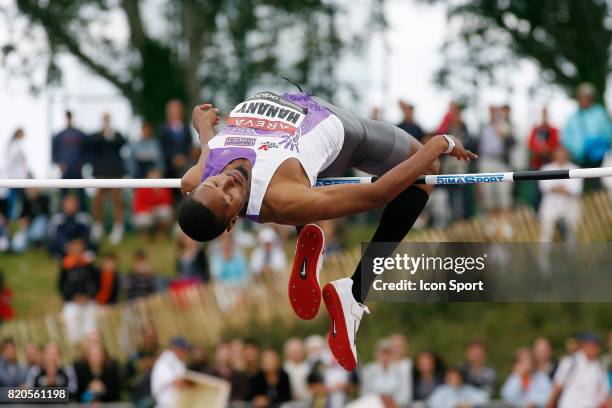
[[1, 337, 15, 348], [178, 195, 228, 242], [133, 249, 147, 260], [102, 251, 117, 260], [243, 337, 260, 348]]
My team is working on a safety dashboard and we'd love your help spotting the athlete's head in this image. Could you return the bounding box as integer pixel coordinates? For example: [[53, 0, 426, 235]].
[[178, 164, 250, 242]]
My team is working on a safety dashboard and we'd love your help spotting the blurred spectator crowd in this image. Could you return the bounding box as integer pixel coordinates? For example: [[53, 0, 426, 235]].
[[0, 83, 609, 256], [394, 82, 611, 242], [0, 327, 609, 407], [51, 223, 288, 345], [0, 84, 610, 406], [0, 98, 195, 252]]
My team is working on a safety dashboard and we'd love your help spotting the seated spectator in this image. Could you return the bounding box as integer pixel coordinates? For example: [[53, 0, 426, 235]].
[[308, 351, 357, 408], [0, 338, 27, 386], [538, 146, 583, 243], [25, 342, 78, 399], [176, 231, 209, 282], [124, 249, 159, 301], [47, 195, 92, 258], [501, 347, 552, 408], [533, 337, 557, 379], [397, 100, 425, 141], [389, 333, 413, 402], [458, 339, 497, 396], [283, 337, 311, 401], [0, 270, 14, 324], [251, 349, 291, 407], [528, 107, 560, 170], [74, 343, 121, 402], [11, 188, 50, 253], [24, 343, 41, 369], [304, 335, 327, 367], [58, 238, 99, 344], [89, 112, 127, 245], [188, 345, 209, 373], [548, 332, 609, 408], [428, 367, 489, 408], [412, 350, 445, 401], [230, 338, 245, 372], [80, 329, 104, 352], [361, 337, 409, 407], [249, 227, 287, 278], [210, 235, 249, 287], [125, 324, 160, 407], [601, 330, 612, 389], [151, 337, 190, 407], [130, 122, 165, 178], [208, 342, 250, 402], [95, 252, 121, 305], [132, 169, 173, 240], [243, 338, 261, 397]]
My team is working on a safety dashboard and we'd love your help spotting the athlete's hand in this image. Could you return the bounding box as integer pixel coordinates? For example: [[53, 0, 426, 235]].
[[192, 103, 220, 135], [445, 135, 478, 161]]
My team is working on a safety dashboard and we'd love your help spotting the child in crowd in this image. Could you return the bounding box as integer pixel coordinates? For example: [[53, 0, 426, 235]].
[[95, 252, 121, 305]]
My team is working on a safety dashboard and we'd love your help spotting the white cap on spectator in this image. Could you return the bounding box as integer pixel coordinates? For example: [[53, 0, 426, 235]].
[[305, 334, 325, 353], [258, 227, 277, 244], [375, 338, 394, 353]]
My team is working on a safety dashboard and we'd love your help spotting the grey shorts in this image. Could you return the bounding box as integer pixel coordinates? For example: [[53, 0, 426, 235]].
[[313, 96, 417, 177]]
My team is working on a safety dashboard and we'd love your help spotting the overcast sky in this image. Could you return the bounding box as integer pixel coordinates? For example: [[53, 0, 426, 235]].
[[1, 0, 603, 178]]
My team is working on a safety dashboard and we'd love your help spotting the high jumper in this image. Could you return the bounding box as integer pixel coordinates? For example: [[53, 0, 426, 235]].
[[177, 90, 476, 371]]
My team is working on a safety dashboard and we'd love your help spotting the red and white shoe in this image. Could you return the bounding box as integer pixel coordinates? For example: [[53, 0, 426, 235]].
[[288, 224, 325, 320], [322, 278, 370, 371]]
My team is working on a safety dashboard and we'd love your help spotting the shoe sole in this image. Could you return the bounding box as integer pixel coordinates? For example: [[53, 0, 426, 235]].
[[322, 283, 357, 371], [288, 224, 324, 320]]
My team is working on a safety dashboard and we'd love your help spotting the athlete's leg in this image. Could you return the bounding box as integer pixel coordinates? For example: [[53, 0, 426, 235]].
[[315, 98, 437, 302], [312, 97, 439, 370], [351, 137, 439, 302], [323, 140, 436, 370]]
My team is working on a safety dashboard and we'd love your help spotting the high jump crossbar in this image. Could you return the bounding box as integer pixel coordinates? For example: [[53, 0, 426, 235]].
[[0, 167, 610, 189]]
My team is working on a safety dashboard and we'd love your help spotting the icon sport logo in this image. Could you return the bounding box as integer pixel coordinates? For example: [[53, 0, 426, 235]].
[[436, 174, 505, 184]]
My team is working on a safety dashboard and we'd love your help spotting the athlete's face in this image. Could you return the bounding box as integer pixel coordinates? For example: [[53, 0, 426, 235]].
[[191, 165, 250, 230]]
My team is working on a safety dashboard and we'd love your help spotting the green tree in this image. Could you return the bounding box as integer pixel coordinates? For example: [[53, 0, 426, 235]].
[[3, 0, 353, 124], [426, 0, 611, 101]]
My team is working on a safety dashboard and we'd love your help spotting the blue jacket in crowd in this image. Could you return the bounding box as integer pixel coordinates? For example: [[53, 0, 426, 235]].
[[52, 127, 89, 178], [563, 104, 611, 164]]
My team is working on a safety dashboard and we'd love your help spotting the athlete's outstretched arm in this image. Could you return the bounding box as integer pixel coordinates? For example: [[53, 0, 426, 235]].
[[276, 135, 477, 225], [181, 104, 220, 195]]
